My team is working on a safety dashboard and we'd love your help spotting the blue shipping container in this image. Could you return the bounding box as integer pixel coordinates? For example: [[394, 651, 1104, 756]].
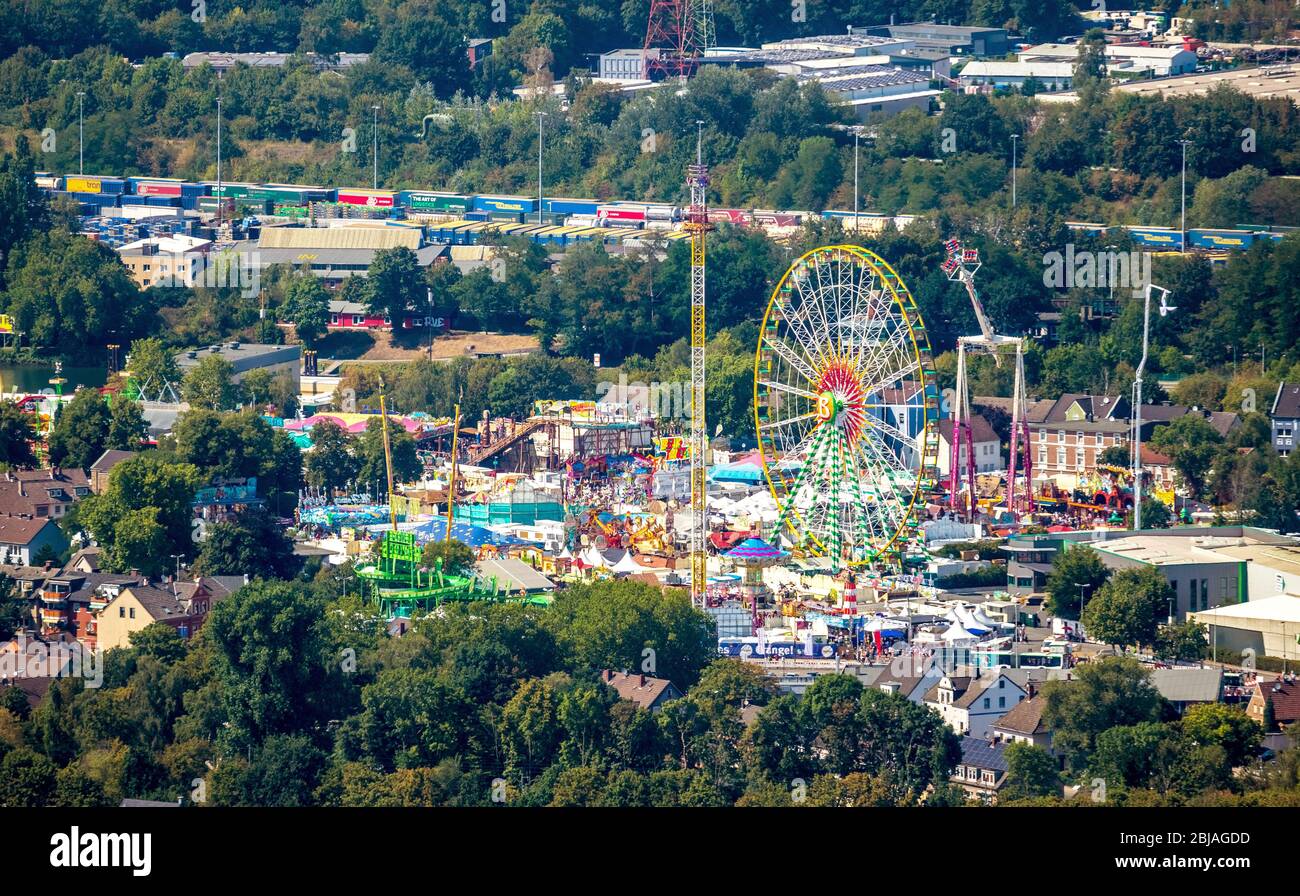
[[473, 195, 537, 215], [1188, 229, 1255, 250], [1126, 228, 1183, 250], [543, 198, 599, 216]]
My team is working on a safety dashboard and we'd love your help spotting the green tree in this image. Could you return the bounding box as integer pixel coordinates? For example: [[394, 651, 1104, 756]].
[[77, 453, 201, 574], [181, 354, 237, 411], [47, 387, 110, 470], [544, 579, 715, 690], [355, 417, 422, 488], [1082, 566, 1173, 650], [203, 579, 350, 752], [1002, 742, 1061, 802], [0, 401, 36, 468], [1040, 657, 1165, 770], [1150, 415, 1222, 499], [365, 247, 426, 331], [107, 395, 148, 451], [356, 668, 477, 771], [126, 337, 181, 399], [304, 419, 359, 498], [195, 507, 299, 581], [1154, 619, 1207, 662], [3, 229, 153, 352], [1180, 703, 1262, 768], [1045, 545, 1110, 620], [283, 275, 330, 347], [421, 539, 475, 577]]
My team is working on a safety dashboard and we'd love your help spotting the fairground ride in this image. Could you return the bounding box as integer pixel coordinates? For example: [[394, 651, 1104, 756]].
[[352, 388, 541, 616], [754, 245, 941, 572], [940, 238, 1034, 521]]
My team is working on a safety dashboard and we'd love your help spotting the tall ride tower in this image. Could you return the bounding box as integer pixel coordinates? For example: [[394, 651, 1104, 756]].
[[685, 124, 711, 606]]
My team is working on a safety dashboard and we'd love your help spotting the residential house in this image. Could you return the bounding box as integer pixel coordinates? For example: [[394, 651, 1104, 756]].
[[600, 669, 683, 713], [925, 670, 1029, 738], [95, 577, 244, 651], [993, 694, 1052, 750], [0, 467, 93, 521], [0, 517, 68, 567], [1270, 382, 1299, 458], [951, 736, 1010, 803], [873, 654, 945, 703], [89, 450, 137, 494], [1150, 667, 1223, 715], [937, 413, 1002, 477], [1246, 677, 1300, 733], [37, 571, 148, 642], [1029, 393, 1237, 488]]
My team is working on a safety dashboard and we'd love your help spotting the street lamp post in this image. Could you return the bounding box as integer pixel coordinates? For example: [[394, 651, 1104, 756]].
[[1010, 133, 1019, 208], [1132, 283, 1172, 532], [372, 105, 380, 190], [215, 84, 223, 229], [1074, 582, 1091, 638], [536, 111, 547, 225], [76, 91, 85, 175], [1177, 138, 1192, 253], [852, 126, 862, 232]]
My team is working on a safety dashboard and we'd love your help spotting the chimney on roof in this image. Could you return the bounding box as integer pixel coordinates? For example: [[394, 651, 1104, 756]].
[[639, 674, 646, 687]]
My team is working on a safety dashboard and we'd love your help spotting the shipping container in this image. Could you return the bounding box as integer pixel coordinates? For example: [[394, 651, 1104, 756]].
[[752, 211, 802, 228], [336, 188, 396, 208], [473, 194, 538, 215], [1188, 229, 1255, 250], [73, 191, 120, 206], [66, 176, 105, 194], [542, 197, 599, 217], [1124, 226, 1183, 250], [596, 205, 646, 227], [129, 177, 185, 197], [709, 208, 752, 225], [401, 191, 473, 213], [197, 196, 236, 213], [205, 182, 256, 199]]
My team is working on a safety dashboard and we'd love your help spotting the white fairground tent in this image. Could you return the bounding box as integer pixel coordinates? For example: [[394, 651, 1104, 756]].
[[941, 622, 979, 645], [581, 546, 609, 569], [611, 551, 649, 575], [945, 607, 990, 635], [1190, 595, 1300, 662]]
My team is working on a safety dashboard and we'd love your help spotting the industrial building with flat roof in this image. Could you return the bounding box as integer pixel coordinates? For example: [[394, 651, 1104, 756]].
[[861, 22, 1010, 57], [1039, 64, 1300, 104]]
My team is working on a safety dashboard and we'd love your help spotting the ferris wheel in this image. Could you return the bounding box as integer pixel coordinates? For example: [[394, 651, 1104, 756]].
[[754, 246, 940, 569]]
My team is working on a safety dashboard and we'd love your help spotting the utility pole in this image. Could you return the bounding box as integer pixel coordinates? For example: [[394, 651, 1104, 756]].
[[372, 105, 380, 190], [852, 126, 862, 232], [537, 110, 547, 225], [1132, 283, 1172, 531], [1178, 138, 1192, 253], [76, 91, 85, 175], [1010, 133, 1019, 208], [215, 80, 223, 230]]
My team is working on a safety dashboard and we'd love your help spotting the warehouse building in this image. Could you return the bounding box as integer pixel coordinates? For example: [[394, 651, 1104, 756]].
[[1018, 43, 1196, 77], [959, 61, 1077, 91], [861, 23, 1010, 57], [175, 342, 302, 394]]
